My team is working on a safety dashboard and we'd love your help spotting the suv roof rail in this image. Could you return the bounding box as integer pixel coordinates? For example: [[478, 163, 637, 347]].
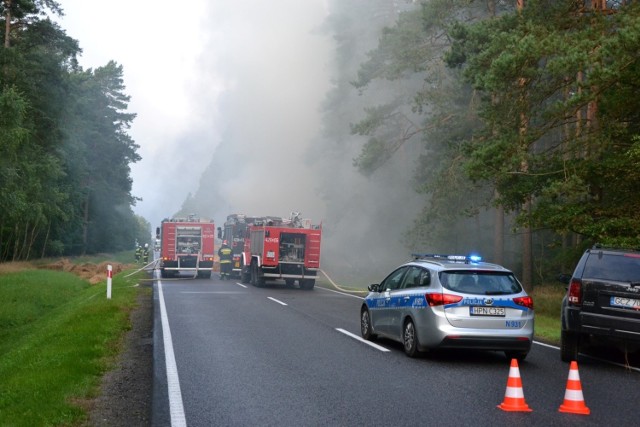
[[591, 244, 640, 252]]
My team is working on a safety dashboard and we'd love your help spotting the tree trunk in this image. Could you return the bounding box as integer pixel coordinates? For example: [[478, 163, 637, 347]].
[[4, 0, 11, 48], [493, 196, 504, 265], [41, 221, 50, 258], [521, 200, 533, 292], [82, 194, 90, 255]]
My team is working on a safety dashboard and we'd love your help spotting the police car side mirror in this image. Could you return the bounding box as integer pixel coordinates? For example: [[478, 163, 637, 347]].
[[368, 284, 380, 293]]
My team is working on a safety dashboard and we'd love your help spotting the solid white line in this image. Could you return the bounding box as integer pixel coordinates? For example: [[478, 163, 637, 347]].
[[336, 328, 391, 352], [158, 281, 187, 427], [181, 291, 245, 294], [268, 297, 288, 306], [235, 282, 248, 288], [534, 340, 558, 349]]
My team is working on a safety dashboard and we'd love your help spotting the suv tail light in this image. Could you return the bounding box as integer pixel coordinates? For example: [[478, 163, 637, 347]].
[[567, 278, 582, 306], [426, 293, 463, 306], [513, 296, 534, 310]]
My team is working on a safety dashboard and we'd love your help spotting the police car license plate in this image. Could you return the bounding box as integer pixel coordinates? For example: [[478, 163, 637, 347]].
[[610, 296, 640, 310], [470, 306, 505, 317]]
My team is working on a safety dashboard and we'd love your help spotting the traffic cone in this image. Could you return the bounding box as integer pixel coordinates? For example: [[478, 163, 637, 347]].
[[559, 361, 590, 415], [497, 358, 532, 412]]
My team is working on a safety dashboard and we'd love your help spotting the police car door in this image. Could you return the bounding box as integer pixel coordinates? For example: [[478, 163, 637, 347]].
[[373, 266, 409, 336], [386, 266, 424, 340]]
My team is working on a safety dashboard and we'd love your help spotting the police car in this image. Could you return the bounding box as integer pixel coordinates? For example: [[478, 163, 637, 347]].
[[360, 254, 534, 360]]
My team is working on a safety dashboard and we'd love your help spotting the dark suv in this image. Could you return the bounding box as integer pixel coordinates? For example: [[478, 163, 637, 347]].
[[559, 246, 640, 362]]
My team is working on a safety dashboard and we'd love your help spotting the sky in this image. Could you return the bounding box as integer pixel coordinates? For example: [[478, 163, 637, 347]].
[[57, 0, 332, 228]]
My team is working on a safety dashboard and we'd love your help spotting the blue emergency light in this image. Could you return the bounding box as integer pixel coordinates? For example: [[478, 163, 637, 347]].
[[412, 253, 483, 263]]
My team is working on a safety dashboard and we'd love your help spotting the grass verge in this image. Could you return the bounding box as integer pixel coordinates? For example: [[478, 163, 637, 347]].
[[0, 264, 147, 426]]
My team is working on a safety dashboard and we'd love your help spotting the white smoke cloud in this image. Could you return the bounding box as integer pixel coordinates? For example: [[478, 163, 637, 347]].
[[59, 0, 331, 227]]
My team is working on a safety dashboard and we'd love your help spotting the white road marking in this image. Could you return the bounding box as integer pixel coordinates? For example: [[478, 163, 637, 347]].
[[158, 281, 187, 427], [181, 291, 245, 294], [268, 297, 288, 306], [316, 286, 365, 300], [336, 328, 391, 352], [235, 282, 248, 288], [534, 340, 640, 372]]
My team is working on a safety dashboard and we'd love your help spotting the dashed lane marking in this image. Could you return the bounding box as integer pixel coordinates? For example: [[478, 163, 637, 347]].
[[336, 328, 391, 352]]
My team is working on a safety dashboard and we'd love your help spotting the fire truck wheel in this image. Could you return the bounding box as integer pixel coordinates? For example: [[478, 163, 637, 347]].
[[241, 270, 251, 284], [300, 279, 315, 290], [251, 261, 265, 287], [198, 271, 212, 279]]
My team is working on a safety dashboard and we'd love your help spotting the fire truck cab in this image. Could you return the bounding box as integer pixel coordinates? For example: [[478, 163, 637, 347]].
[[157, 215, 216, 278]]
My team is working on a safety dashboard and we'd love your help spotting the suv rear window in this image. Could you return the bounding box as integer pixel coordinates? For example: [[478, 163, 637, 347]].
[[440, 271, 522, 295], [583, 252, 640, 283]]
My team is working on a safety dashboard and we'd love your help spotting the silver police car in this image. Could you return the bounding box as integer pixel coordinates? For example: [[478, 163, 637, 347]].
[[360, 254, 534, 360]]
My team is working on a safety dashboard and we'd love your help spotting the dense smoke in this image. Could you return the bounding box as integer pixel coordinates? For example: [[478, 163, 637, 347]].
[[176, 0, 425, 284], [138, 0, 423, 284]]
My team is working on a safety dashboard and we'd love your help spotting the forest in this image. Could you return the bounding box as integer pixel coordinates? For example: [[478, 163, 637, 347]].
[[350, 0, 640, 289], [0, 0, 149, 260], [2, 1, 640, 290]]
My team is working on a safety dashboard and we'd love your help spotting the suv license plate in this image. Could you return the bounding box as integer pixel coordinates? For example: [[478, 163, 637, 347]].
[[610, 296, 640, 310], [470, 306, 505, 317]]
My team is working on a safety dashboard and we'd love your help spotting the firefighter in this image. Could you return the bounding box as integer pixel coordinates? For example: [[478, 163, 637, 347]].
[[143, 243, 149, 264], [135, 245, 142, 263], [218, 240, 232, 280]]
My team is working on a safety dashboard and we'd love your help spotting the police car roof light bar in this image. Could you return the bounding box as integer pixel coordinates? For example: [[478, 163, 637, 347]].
[[411, 253, 483, 263]]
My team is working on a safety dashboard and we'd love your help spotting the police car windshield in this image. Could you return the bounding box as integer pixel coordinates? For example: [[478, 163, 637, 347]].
[[440, 271, 522, 295]]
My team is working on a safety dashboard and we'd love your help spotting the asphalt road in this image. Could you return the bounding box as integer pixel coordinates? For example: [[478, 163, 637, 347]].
[[152, 274, 639, 427]]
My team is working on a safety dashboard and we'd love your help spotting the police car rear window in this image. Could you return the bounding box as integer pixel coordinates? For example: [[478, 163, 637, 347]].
[[440, 271, 522, 295], [583, 253, 640, 283]]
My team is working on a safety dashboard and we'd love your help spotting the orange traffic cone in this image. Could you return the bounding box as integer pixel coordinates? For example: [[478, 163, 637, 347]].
[[559, 361, 590, 415], [497, 358, 532, 412]]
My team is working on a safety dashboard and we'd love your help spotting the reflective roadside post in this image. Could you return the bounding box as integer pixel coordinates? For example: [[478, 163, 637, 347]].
[[107, 264, 113, 299]]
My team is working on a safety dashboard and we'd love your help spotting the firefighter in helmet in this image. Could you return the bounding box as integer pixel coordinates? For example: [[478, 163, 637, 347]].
[[218, 240, 232, 280], [135, 244, 142, 263], [143, 243, 149, 264]]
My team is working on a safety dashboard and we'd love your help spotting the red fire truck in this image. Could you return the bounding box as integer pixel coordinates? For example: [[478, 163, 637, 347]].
[[217, 214, 268, 279], [240, 213, 322, 290], [156, 215, 216, 278]]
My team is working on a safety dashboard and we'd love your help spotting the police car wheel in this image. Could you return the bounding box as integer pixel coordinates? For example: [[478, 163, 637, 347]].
[[403, 320, 420, 358], [360, 308, 376, 340]]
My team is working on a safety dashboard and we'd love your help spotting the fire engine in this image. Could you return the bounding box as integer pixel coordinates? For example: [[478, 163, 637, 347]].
[[156, 214, 216, 278], [234, 212, 322, 290], [217, 214, 268, 279]]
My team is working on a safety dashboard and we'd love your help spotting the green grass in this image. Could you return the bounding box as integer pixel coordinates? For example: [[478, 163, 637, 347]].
[[530, 283, 565, 344], [0, 262, 147, 427]]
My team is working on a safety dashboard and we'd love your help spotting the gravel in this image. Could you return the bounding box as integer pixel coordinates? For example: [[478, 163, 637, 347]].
[[83, 282, 154, 426]]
